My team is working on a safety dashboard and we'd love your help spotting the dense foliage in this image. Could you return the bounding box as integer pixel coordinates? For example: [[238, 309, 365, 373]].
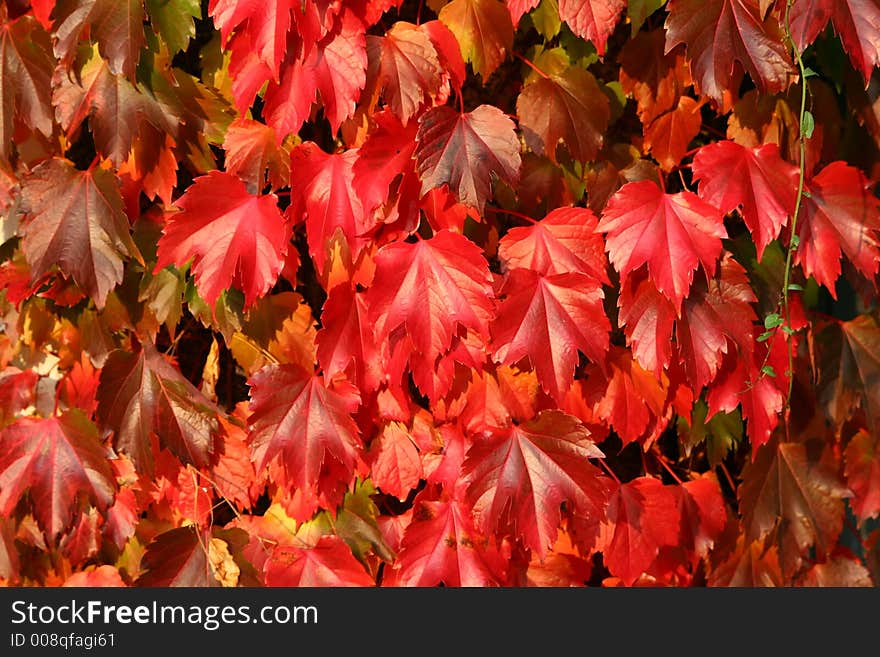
[[0, 0, 878, 587]]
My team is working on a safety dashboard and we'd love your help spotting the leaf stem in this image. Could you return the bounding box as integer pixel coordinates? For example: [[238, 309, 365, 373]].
[[653, 449, 684, 485], [484, 206, 538, 224], [717, 461, 736, 494], [781, 0, 810, 441], [514, 53, 551, 80], [677, 168, 691, 192], [596, 457, 621, 485]]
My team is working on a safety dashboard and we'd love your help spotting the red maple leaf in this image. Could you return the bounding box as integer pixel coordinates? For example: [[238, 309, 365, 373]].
[[391, 488, 505, 586], [316, 285, 384, 394], [20, 159, 143, 309], [264, 535, 374, 586], [677, 256, 757, 391], [420, 19, 467, 94], [290, 142, 373, 274], [665, 0, 794, 104], [137, 526, 247, 586], [103, 461, 141, 550], [643, 96, 703, 172], [222, 118, 291, 190], [352, 110, 419, 221], [53, 0, 146, 78], [816, 313, 880, 434], [692, 141, 799, 258], [795, 161, 880, 297], [208, 415, 260, 511], [740, 436, 851, 574], [310, 9, 368, 132], [209, 0, 291, 79], [600, 476, 681, 586], [790, 0, 880, 83], [291, 0, 341, 52], [844, 430, 880, 523], [0, 411, 116, 539], [53, 47, 174, 168], [155, 171, 290, 309], [420, 186, 474, 233], [414, 104, 521, 211], [462, 410, 610, 557], [246, 364, 363, 499], [367, 230, 495, 361], [599, 180, 727, 311], [261, 54, 316, 142], [258, 9, 366, 139], [578, 346, 670, 447], [96, 342, 221, 472], [491, 269, 610, 403], [439, 0, 514, 80], [0, 368, 39, 426], [0, 14, 53, 163], [620, 256, 772, 446], [498, 207, 609, 282], [516, 64, 610, 164], [368, 421, 423, 501], [59, 355, 100, 417], [452, 365, 541, 435], [708, 351, 784, 455], [507, 0, 540, 25], [619, 29, 692, 127], [558, 0, 626, 55], [618, 274, 677, 377], [677, 475, 728, 559], [366, 21, 443, 123]]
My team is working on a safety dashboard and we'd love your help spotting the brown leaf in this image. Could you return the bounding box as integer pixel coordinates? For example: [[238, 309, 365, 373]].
[[518, 65, 610, 164], [20, 159, 142, 309], [739, 436, 851, 575], [439, 0, 513, 80], [643, 96, 703, 171], [0, 14, 53, 163], [96, 341, 220, 472]]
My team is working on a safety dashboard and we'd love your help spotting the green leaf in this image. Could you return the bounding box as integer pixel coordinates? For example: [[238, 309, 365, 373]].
[[185, 280, 244, 343], [757, 330, 774, 342], [677, 400, 742, 467], [334, 479, 396, 564], [706, 409, 743, 467], [559, 25, 598, 68], [146, 0, 201, 55], [627, 0, 666, 36], [529, 0, 561, 40], [297, 479, 395, 565], [527, 46, 571, 81], [139, 266, 185, 332], [787, 283, 803, 291], [790, 234, 800, 249], [801, 110, 815, 139], [761, 365, 777, 377], [764, 313, 784, 329], [602, 80, 627, 124]]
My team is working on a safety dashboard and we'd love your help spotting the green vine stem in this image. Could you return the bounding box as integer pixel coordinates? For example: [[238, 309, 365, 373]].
[[780, 0, 810, 441]]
